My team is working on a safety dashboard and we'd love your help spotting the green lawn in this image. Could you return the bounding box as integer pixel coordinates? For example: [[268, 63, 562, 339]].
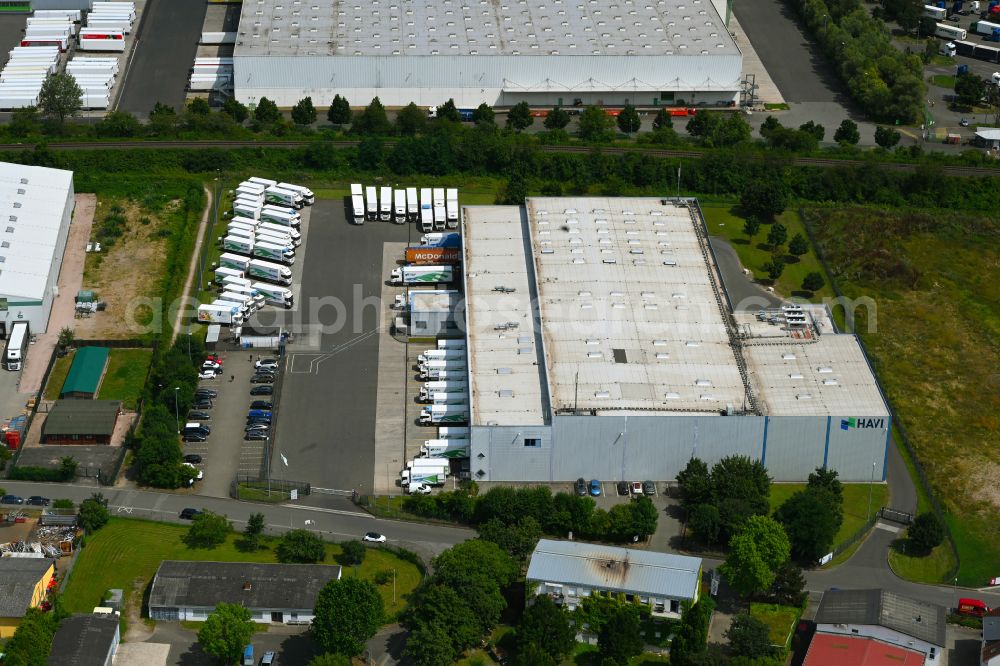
[[749, 603, 800, 648], [61, 518, 422, 624], [929, 74, 957, 88], [701, 204, 835, 302], [97, 348, 153, 409], [769, 483, 890, 549], [888, 540, 959, 584], [43, 351, 74, 401]]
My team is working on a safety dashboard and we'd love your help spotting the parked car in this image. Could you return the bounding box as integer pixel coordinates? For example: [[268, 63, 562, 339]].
[[589, 479, 601, 496], [245, 423, 270, 432], [250, 400, 273, 410], [192, 398, 214, 410], [183, 432, 208, 443], [198, 370, 220, 380], [245, 430, 268, 441], [246, 418, 271, 427], [183, 454, 203, 464], [206, 355, 223, 365], [250, 374, 274, 384], [1, 495, 24, 504], [187, 411, 211, 421], [630, 481, 643, 495], [195, 388, 218, 399], [363, 532, 386, 543], [201, 360, 222, 372], [409, 483, 432, 495], [182, 463, 204, 484], [26, 496, 49, 506], [575, 477, 587, 496], [642, 480, 656, 496], [617, 481, 629, 496], [255, 358, 279, 370], [249, 385, 273, 396], [179, 508, 202, 519], [260, 652, 277, 666], [185, 423, 211, 434]]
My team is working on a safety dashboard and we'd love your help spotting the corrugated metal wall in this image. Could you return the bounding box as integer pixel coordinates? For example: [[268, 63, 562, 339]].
[[471, 413, 888, 482], [233, 54, 742, 107]]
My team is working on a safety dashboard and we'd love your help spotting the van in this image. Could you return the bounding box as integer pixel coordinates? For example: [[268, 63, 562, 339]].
[[242, 644, 254, 666], [957, 598, 990, 617], [260, 652, 276, 666]]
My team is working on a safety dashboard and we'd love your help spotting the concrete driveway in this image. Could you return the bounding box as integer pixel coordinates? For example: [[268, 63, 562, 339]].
[[144, 622, 315, 666]]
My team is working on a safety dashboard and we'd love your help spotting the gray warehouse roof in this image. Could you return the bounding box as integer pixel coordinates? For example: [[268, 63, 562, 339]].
[[236, 0, 739, 58], [0, 557, 53, 618], [48, 613, 119, 666], [149, 561, 341, 611], [815, 589, 946, 648], [527, 538, 701, 599]]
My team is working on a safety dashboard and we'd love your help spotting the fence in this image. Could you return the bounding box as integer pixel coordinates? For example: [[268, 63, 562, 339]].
[[799, 208, 961, 582], [230, 475, 310, 501], [69, 339, 158, 349]]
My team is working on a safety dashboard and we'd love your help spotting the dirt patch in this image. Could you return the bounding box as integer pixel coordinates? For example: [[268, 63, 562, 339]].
[[73, 199, 176, 339], [122, 575, 154, 643]]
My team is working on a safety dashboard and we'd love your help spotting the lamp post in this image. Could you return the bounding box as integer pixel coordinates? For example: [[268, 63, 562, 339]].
[[173, 387, 180, 434], [866, 460, 876, 522]]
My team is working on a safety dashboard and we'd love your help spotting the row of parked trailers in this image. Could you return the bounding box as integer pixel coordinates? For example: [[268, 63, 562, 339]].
[[188, 56, 232, 93], [349, 184, 459, 231], [18, 3, 133, 52]]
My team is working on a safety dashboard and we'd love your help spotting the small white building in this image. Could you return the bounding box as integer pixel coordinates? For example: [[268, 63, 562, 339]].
[[974, 127, 1000, 150], [0, 162, 74, 336], [525, 539, 702, 618], [148, 561, 342, 625], [814, 589, 946, 665]]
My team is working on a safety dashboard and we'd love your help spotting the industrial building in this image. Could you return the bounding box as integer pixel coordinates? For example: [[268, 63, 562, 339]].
[[41, 400, 121, 445], [232, 0, 743, 109], [0, 162, 74, 337], [409, 289, 463, 337], [461, 198, 891, 482], [48, 613, 121, 666]]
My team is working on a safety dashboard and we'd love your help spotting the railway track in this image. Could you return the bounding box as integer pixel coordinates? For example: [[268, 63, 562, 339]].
[[0, 139, 997, 178]]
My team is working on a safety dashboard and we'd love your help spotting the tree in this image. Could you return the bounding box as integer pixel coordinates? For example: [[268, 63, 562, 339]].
[[671, 597, 716, 666], [403, 622, 458, 666], [185, 511, 231, 549], [506, 101, 534, 130], [516, 595, 575, 662], [433, 540, 519, 589], [253, 97, 281, 124], [478, 516, 542, 561], [726, 614, 774, 659], [598, 605, 643, 665], [767, 561, 807, 606], [740, 180, 788, 220], [496, 172, 528, 205], [955, 72, 987, 107], [434, 98, 461, 122], [807, 467, 843, 501], [78, 493, 109, 533], [760, 115, 782, 137], [2, 608, 57, 665], [686, 109, 719, 137], [512, 642, 558, 666], [395, 102, 426, 135], [720, 515, 791, 597], [578, 105, 614, 141], [874, 126, 901, 149], [291, 96, 318, 125], [743, 216, 761, 242], [276, 529, 326, 563], [630, 496, 659, 538], [834, 119, 860, 145], [544, 106, 571, 130], [309, 655, 351, 666], [197, 603, 255, 665], [617, 103, 641, 134], [676, 457, 713, 513], [188, 97, 211, 115], [244, 512, 265, 551], [907, 512, 944, 554], [327, 94, 352, 125], [148, 102, 178, 135], [473, 103, 495, 125], [9, 106, 40, 138], [766, 223, 788, 250], [711, 455, 771, 538], [403, 584, 481, 659], [96, 111, 142, 137], [221, 97, 248, 123], [57, 326, 74, 351], [340, 540, 367, 566], [802, 271, 825, 293], [652, 108, 673, 131], [764, 258, 785, 281], [788, 233, 809, 257], [313, 578, 384, 656], [351, 97, 392, 135], [38, 73, 82, 126], [775, 488, 841, 563], [689, 503, 722, 545], [798, 120, 825, 142]]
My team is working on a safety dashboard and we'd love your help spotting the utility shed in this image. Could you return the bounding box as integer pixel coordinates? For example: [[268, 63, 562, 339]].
[[41, 400, 120, 445], [60, 347, 110, 399], [148, 561, 342, 625], [47, 613, 121, 666]]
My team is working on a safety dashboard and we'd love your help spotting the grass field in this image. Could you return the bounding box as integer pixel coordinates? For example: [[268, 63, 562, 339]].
[[43, 351, 74, 401], [805, 208, 1000, 585], [749, 603, 800, 648], [701, 204, 835, 302], [888, 540, 958, 584], [96, 348, 153, 409], [769, 483, 890, 549], [61, 518, 422, 624], [929, 74, 957, 88]]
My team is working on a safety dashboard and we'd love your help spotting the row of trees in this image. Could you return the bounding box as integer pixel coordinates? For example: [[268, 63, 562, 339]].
[[403, 483, 658, 544]]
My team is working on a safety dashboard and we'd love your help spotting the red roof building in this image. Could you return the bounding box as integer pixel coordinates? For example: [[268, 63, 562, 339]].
[[804, 633, 926, 666]]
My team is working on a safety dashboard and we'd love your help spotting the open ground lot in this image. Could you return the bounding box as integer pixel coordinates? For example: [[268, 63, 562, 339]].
[[272, 199, 412, 493], [96, 348, 153, 409]]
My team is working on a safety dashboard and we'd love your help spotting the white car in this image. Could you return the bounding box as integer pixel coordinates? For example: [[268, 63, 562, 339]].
[[182, 463, 204, 486], [198, 370, 220, 380], [409, 483, 432, 495], [363, 532, 386, 543], [201, 361, 222, 371], [255, 358, 279, 370]]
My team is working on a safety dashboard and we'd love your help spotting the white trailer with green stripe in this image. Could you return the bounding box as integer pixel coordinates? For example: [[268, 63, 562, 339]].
[[219, 253, 250, 272], [419, 404, 468, 425], [264, 186, 302, 209], [421, 439, 469, 458], [251, 281, 294, 308], [389, 265, 453, 284]]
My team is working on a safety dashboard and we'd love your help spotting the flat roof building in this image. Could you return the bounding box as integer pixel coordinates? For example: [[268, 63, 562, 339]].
[[0, 162, 74, 337], [42, 400, 120, 445], [60, 347, 110, 399], [47, 613, 121, 666], [462, 198, 890, 482], [233, 0, 743, 109]]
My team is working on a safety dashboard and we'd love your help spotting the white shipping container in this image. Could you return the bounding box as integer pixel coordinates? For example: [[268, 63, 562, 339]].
[[34, 9, 82, 20], [79, 39, 126, 52], [19, 37, 69, 50], [0, 96, 40, 109], [200, 31, 236, 44]]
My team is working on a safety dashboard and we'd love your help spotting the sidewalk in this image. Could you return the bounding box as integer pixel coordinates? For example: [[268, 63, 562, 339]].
[[729, 12, 784, 105], [19, 194, 95, 396]]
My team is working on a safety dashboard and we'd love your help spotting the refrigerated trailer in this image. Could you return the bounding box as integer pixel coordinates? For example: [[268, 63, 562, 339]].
[[379, 186, 392, 221], [389, 265, 454, 284], [251, 281, 294, 308], [935, 22, 967, 39], [954, 39, 1000, 61], [351, 194, 365, 224], [3, 321, 29, 371], [445, 197, 459, 230], [394, 189, 406, 223], [406, 187, 418, 220], [276, 182, 314, 205], [365, 186, 377, 221]]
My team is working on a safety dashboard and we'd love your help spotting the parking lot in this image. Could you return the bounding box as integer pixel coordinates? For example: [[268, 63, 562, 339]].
[[273, 200, 413, 493]]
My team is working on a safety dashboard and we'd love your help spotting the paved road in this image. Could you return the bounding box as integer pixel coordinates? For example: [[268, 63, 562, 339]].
[[270, 202, 410, 493], [117, 0, 207, 114], [708, 236, 783, 310], [0, 481, 472, 561]]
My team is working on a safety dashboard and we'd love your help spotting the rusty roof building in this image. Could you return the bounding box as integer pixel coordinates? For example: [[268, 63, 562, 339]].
[[526, 539, 702, 618]]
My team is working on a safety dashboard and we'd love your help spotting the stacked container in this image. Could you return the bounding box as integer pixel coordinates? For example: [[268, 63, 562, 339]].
[[80, 1, 134, 51], [0, 46, 60, 109], [66, 57, 119, 109], [22, 12, 76, 51], [189, 57, 233, 92]]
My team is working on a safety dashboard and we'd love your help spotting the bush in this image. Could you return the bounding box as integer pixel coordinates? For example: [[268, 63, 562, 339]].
[[907, 512, 944, 554], [340, 540, 367, 566], [276, 529, 326, 563]]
